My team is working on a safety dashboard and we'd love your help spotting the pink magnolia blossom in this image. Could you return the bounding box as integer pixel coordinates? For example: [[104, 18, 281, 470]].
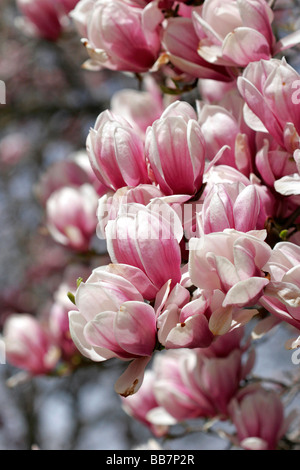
[[68, 266, 157, 396], [229, 385, 293, 450], [259, 242, 300, 330], [81, 0, 161, 72], [237, 58, 300, 153], [46, 184, 98, 252], [203, 164, 276, 230], [145, 101, 207, 195], [189, 229, 272, 308], [3, 314, 59, 375], [148, 329, 254, 423], [105, 200, 183, 294], [198, 182, 261, 234], [17, 0, 79, 41], [192, 0, 300, 68], [86, 110, 150, 192]]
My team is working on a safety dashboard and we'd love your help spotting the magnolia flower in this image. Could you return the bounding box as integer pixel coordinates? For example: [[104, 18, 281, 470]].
[[193, 0, 300, 68], [48, 282, 79, 361], [81, 0, 161, 72], [229, 385, 293, 450], [145, 101, 207, 195], [3, 314, 59, 375], [46, 184, 98, 252], [198, 182, 261, 234], [255, 139, 298, 189], [189, 229, 272, 308], [237, 58, 300, 153], [86, 110, 150, 192], [203, 164, 276, 230], [68, 266, 158, 396]]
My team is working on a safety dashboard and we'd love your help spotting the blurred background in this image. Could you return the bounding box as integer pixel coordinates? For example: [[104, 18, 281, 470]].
[[1, 0, 300, 450]]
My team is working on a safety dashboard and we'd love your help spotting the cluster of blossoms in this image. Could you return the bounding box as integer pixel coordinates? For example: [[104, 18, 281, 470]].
[[122, 328, 293, 450], [5, 0, 300, 450]]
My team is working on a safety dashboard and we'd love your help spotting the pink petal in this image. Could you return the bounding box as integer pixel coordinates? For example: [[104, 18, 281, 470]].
[[274, 29, 300, 55], [75, 282, 119, 322], [208, 306, 233, 335], [114, 356, 151, 397], [223, 277, 269, 307], [237, 76, 284, 146], [84, 311, 131, 358], [68, 310, 115, 362], [222, 27, 271, 67], [105, 264, 158, 300], [165, 314, 214, 349], [114, 301, 156, 356]]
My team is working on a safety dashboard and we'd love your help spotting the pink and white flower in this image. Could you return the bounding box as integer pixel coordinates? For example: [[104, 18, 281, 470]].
[[237, 58, 300, 153], [198, 182, 261, 234], [3, 314, 59, 375], [229, 385, 293, 450], [68, 266, 158, 396], [86, 110, 150, 192], [46, 184, 98, 252], [145, 101, 207, 195], [189, 229, 272, 308], [81, 0, 161, 72], [193, 0, 300, 68]]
